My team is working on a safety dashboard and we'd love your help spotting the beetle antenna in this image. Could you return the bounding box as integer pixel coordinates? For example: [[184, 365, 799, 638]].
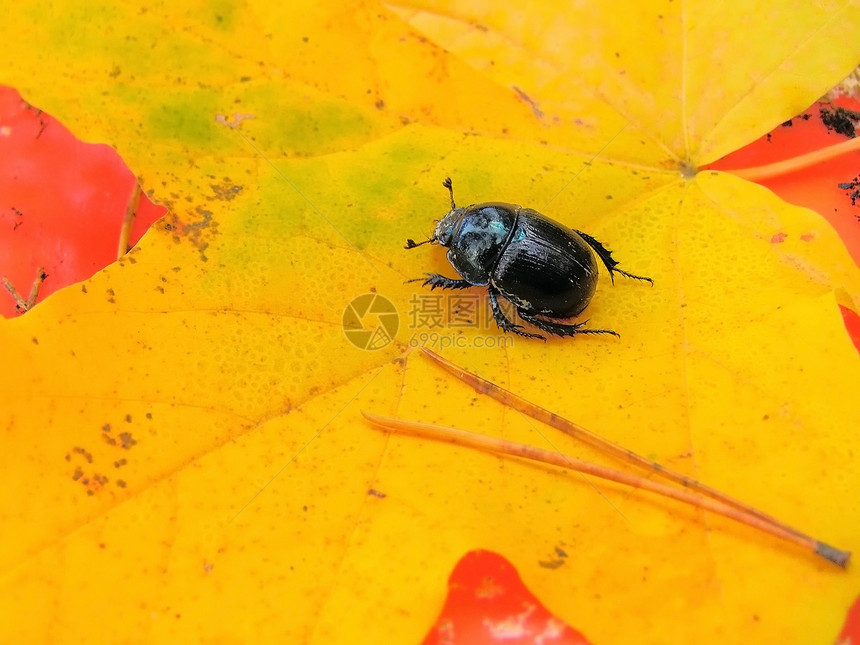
[[442, 177, 456, 210], [405, 238, 433, 249]]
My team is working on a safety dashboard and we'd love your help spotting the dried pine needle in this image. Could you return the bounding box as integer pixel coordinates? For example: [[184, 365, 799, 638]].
[[391, 349, 849, 567], [420, 348, 847, 562], [3, 267, 46, 313], [361, 410, 847, 567], [117, 182, 141, 259]]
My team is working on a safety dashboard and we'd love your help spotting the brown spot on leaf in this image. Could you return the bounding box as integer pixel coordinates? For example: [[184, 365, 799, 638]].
[[73, 446, 93, 463], [119, 432, 137, 449], [210, 178, 243, 201]]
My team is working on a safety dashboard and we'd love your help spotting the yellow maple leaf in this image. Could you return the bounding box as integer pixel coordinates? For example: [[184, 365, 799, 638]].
[[1, 0, 859, 643]]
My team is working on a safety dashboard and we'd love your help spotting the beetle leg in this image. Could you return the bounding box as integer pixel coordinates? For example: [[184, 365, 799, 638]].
[[518, 310, 620, 339], [408, 273, 474, 290], [488, 287, 545, 340], [574, 230, 654, 286]]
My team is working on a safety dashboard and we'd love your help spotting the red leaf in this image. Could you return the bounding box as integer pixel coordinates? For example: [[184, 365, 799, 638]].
[[834, 592, 860, 645], [422, 550, 592, 645], [0, 86, 165, 316]]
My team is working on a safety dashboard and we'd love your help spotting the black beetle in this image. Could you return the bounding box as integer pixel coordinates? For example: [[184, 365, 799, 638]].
[[405, 178, 652, 340]]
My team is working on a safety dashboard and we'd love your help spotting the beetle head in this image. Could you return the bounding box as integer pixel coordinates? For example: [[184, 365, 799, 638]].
[[404, 177, 464, 250], [432, 207, 466, 247]]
